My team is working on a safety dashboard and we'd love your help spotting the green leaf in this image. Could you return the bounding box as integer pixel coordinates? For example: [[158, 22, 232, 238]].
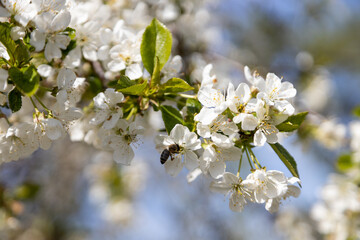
[[14, 40, 31, 67], [140, 18, 172, 76], [0, 58, 8, 66], [8, 88, 22, 112], [160, 105, 184, 133], [0, 23, 17, 64], [353, 106, 360, 118], [276, 112, 308, 132], [186, 98, 202, 114], [160, 78, 194, 93], [269, 143, 300, 182], [336, 154, 354, 172], [9, 65, 40, 96], [116, 75, 136, 89], [151, 56, 161, 87], [117, 80, 148, 95], [0, 23, 30, 67]]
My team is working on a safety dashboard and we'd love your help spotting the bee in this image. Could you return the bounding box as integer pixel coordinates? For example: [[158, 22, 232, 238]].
[[160, 144, 180, 164]]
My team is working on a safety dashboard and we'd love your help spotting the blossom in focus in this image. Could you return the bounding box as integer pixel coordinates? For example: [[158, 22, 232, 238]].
[[90, 88, 124, 130], [210, 172, 254, 212], [155, 124, 201, 176]]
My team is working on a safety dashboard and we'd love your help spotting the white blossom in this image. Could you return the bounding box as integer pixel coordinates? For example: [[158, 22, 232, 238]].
[[90, 88, 124, 130], [244, 168, 288, 204], [156, 124, 201, 176], [195, 86, 227, 125], [210, 172, 254, 212], [101, 119, 144, 165], [0, 0, 37, 26], [30, 10, 71, 62], [199, 145, 242, 179]]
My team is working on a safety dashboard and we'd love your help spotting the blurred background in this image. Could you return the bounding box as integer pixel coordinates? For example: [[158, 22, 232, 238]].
[[0, 0, 360, 239]]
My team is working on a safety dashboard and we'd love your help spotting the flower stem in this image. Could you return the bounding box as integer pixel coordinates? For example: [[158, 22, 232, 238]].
[[126, 107, 137, 121], [245, 146, 254, 170], [34, 95, 51, 113], [39, 86, 53, 92], [237, 148, 244, 177], [29, 96, 38, 110], [248, 146, 262, 168]]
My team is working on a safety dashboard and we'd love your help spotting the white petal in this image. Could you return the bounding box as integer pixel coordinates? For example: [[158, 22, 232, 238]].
[[0, 7, 10, 18], [209, 161, 225, 179], [198, 87, 225, 108], [164, 155, 183, 177], [265, 198, 280, 213], [274, 100, 295, 115], [211, 132, 233, 148], [57, 68, 76, 89], [105, 88, 124, 105], [187, 168, 202, 183], [30, 30, 45, 51], [108, 60, 126, 72], [196, 122, 211, 138], [201, 64, 216, 88], [102, 111, 121, 129], [0, 68, 8, 91], [113, 144, 134, 165], [169, 124, 186, 145], [264, 181, 282, 199], [265, 131, 278, 144], [83, 44, 98, 61], [44, 119, 63, 140], [287, 185, 301, 198], [241, 114, 258, 130], [184, 150, 198, 171], [126, 63, 143, 80], [235, 82, 251, 103], [194, 107, 219, 125], [229, 193, 246, 212], [254, 130, 267, 146], [223, 172, 239, 184], [254, 190, 267, 203], [97, 45, 109, 61], [44, 41, 62, 62], [266, 73, 282, 93], [183, 132, 201, 150], [267, 170, 287, 182], [244, 66, 253, 84], [37, 64, 54, 78], [64, 46, 81, 69], [39, 135, 52, 150], [278, 82, 296, 99], [209, 181, 231, 194], [56, 90, 67, 105], [54, 34, 70, 49], [51, 10, 71, 32]]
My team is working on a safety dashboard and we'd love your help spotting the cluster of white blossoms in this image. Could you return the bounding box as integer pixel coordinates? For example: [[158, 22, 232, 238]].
[[156, 65, 302, 212], [311, 174, 360, 240], [0, 67, 85, 162], [0, 0, 183, 164], [0, 0, 305, 214], [310, 120, 360, 239]]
